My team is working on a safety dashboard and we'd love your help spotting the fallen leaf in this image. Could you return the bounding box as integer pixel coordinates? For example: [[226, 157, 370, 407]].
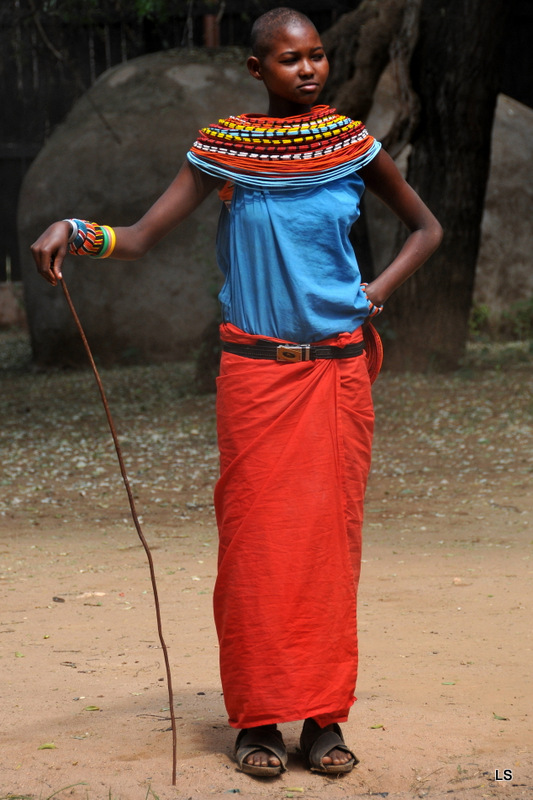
[[38, 742, 56, 750]]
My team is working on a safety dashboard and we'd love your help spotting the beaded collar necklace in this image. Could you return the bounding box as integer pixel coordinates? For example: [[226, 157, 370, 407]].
[[187, 105, 380, 190]]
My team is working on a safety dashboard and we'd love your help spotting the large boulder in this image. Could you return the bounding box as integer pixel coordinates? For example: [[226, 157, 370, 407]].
[[18, 49, 263, 366], [474, 94, 533, 315]]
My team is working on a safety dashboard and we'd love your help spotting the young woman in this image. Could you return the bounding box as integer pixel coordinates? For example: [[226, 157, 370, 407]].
[[31, 7, 442, 778]]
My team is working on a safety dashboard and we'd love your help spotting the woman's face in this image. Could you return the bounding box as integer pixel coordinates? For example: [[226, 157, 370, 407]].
[[249, 22, 329, 115]]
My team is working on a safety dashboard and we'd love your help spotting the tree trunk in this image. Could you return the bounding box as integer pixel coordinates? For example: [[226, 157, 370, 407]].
[[321, 0, 406, 121], [382, 0, 509, 371], [322, 0, 420, 289]]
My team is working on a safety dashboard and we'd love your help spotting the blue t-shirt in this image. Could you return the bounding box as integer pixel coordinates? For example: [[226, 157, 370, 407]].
[[215, 171, 371, 343]]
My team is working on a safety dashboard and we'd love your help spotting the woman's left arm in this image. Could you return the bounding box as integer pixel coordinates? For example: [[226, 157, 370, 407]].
[[359, 148, 443, 307]]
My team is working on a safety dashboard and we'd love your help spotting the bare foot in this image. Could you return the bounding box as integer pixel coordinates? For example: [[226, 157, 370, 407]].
[[319, 724, 353, 766], [240, 724, 283, 769], [300, 718, 356, 773]]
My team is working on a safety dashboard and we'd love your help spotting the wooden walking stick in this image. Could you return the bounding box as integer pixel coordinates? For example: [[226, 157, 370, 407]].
[[60, 276, 178, 785]]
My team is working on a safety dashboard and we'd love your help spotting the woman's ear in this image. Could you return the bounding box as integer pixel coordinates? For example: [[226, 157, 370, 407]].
[[247, 55, 263, 81]]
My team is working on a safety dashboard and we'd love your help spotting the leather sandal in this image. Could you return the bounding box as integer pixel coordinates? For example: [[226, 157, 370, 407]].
[[299, 718, 358, 774], [233, 725, 288, 777]]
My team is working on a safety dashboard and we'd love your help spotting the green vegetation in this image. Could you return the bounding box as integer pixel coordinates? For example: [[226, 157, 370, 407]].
[[469, 296, 533, 342]]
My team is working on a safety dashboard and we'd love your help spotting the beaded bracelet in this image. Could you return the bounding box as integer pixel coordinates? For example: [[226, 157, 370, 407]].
[[63, 218, 117, 259], [361, 282, 384, 318]]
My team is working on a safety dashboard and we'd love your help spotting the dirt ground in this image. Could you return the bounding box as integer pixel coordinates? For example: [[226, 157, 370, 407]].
[[1, 331, 532, 800]]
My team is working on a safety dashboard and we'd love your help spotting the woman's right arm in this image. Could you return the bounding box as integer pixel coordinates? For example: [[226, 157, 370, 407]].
[[31, 161, 221, 286]]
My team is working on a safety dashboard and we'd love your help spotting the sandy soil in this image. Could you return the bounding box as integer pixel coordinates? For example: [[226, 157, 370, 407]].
[[1, 332, 532, 800]]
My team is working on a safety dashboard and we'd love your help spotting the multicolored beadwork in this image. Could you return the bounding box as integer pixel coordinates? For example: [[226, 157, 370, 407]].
[[67, 219, 117, 259], [360, 283, 384, 318], [188, 105, 380, 189]]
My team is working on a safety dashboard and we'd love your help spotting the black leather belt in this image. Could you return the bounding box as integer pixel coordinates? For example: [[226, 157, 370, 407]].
[[221, 339, 366, 363]]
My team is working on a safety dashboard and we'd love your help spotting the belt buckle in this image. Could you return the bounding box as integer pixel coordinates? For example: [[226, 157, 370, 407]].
[[276, 344, 310, 362]]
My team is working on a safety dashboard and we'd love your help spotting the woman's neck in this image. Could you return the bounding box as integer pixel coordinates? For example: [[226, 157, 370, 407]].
[[267, 97, 313, 118]]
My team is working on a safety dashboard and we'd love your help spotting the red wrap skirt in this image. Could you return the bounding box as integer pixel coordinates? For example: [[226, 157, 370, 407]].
[[214, 323, 375, 729]]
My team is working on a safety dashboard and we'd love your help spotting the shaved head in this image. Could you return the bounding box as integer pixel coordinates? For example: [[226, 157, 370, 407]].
[[251, 7, 318, 60]]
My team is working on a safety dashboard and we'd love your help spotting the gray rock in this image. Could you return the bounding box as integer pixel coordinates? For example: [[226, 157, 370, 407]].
[[18, 49, 263, 366], [474, 94, 533, 316]]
